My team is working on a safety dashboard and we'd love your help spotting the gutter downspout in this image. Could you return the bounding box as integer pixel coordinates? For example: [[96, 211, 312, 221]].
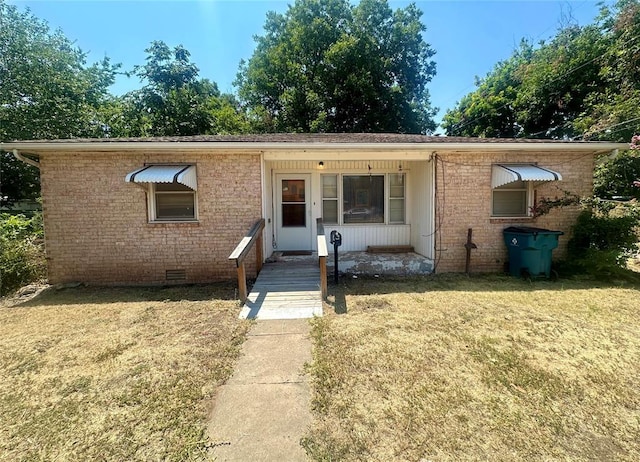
[[595, 148, 620, 165], [12, 149, 40, 169]]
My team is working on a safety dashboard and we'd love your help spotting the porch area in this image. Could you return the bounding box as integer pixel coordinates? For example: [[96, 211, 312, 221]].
[[239, 257, 324, 320], [268, 250, 434, 276], [237, 251, 433, 320]]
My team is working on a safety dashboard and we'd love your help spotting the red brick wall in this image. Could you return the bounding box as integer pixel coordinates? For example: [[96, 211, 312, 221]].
[[40, 151, 262, 285], [434, 151, 594, 273]]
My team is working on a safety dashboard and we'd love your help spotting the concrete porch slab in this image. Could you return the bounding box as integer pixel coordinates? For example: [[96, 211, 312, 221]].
[[326, 251, 434, 276]]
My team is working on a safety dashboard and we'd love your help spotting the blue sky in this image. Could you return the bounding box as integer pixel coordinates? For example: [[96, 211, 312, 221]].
[[12, 0, 609, 129]]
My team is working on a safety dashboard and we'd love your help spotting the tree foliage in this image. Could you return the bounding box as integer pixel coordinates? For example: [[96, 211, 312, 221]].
[[443, 1, 640, 142], [104, 41, 250, 137], [0, 0, 118, 204], [442, 22, 608, 139], [236, 0, 437, 134]]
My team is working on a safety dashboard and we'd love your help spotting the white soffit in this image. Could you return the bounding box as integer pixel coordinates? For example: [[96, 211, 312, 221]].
[[492, 164, 562, 188], [125, 165, 197, 190]]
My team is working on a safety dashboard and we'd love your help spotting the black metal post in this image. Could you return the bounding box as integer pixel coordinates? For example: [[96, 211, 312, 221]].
[[330, 230, 342, 284], [333, 241, 339, 283]]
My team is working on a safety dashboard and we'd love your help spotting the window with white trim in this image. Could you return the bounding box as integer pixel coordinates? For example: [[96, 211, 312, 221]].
[[321, 173, 406, 224], [151, 182, 197, 221], [492, 180, 531, 217], [126, 164, 198, 222], [321, 175, 339, 224]]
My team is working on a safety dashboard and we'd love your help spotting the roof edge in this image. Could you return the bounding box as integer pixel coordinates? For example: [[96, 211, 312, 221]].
[[0, 141, 629, 154]]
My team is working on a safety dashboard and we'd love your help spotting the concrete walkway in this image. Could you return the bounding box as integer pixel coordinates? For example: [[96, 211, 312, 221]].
[[207, 319, 312, 461]]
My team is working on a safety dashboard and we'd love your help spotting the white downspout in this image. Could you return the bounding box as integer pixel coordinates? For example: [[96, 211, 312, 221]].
[[12, 149, 40, 169]]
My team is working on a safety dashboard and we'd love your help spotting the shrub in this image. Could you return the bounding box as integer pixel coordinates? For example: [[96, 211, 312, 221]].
[[594, 150, 640, 200], [0, 213, 46, 296], [565, 202, 640, 279]]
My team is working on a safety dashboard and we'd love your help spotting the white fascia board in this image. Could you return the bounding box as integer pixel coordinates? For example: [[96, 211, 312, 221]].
[[1, 141, 629, 155]]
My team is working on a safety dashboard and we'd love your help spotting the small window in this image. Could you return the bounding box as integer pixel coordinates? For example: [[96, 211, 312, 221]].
[[492, 180, 530, 217], [126, 164, 198, 223], [152, 182, 197, 221], [321, 175, 339, 224], [389, 173, 405, 224]]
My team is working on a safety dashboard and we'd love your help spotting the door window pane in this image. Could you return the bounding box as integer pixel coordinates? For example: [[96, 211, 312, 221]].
[[282, 204, 306, 227], [282, 180, 305, 202], [343, 175, 384, 224]]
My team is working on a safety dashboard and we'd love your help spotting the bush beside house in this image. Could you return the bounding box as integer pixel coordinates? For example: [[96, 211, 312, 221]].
[[0, 213, 46, 295]]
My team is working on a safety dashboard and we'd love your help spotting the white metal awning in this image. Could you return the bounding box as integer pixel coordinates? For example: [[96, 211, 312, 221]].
[[492, 164, 562, 188], [125, 165, 197, 190]]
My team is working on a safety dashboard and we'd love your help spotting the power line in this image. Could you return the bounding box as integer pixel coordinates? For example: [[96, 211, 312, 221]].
[[446, 25, 640, 137], [575, 116, 640, 141], [436, 0, 601, 120]]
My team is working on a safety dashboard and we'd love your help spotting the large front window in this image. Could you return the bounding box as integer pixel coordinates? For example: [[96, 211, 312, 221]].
[[321, 173, 405, 224], [343, 175, 385, 224]]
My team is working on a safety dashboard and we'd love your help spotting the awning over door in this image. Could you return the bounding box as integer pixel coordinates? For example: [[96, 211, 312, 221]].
[[492, 164, 562, 188], [125, 165, 197, 190]]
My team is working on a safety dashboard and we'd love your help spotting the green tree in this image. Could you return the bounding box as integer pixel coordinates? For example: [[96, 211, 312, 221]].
[[110, 41, 250, 137], [444, 1, 640, 142], [443, 22, 607, 139], [0, 1, 118, 204], [236, 0, 437, 134], [442, 42, 532, 138], [574, 0, 640, 142]]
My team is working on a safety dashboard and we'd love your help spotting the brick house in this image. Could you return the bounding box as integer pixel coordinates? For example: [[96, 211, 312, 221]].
[[2, 134, 626, 285]]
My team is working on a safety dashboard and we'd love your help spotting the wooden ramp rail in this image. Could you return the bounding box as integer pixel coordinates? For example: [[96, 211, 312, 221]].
[[317, 218, 328, 299], [229, 219, 265, 302]]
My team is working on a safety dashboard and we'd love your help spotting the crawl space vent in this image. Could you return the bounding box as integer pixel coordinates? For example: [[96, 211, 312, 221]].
[[165, 269, 186, 281]]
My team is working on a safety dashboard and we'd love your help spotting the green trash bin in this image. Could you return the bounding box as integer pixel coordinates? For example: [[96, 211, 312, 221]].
[[503, 227, 564, 278]]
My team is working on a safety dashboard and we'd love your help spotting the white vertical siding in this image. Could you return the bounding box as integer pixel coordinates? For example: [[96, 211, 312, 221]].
[[264, 160, 419, 254], [408, 160, 434, 258], [263, 163, 275, 256], [322, 225, 410, 251], [269, 160, 402, 170]]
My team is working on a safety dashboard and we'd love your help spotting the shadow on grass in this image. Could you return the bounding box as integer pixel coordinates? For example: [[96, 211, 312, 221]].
[[11, 281, 240, 308], [324, 269, 640, 301]]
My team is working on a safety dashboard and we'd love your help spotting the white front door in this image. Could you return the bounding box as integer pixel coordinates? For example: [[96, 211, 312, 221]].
[[275, 174, 312, 251]]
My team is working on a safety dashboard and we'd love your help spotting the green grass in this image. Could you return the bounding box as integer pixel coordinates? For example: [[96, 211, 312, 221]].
[[303, 274, 640, 461], [0, 284, 250, 461]]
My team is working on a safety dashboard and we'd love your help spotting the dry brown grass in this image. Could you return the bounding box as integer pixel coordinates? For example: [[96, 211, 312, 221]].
[[303, 274, 640, 461], [0, 284, 250, 461]]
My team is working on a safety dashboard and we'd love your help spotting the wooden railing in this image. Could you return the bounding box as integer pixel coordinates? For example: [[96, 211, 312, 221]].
[[229, 219, 265, 302], [317, 218, 328, 299]]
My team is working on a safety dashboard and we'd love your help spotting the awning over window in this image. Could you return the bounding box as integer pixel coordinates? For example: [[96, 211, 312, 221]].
[[125, 165, 197, 190], [492, 164, 562, 188]]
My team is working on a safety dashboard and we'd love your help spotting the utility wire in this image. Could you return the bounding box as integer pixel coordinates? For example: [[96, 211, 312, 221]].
[[446, 28, 640, 137]]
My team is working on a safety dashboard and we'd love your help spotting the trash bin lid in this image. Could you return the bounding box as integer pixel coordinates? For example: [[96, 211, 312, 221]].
[[503, 226, 563, 235]]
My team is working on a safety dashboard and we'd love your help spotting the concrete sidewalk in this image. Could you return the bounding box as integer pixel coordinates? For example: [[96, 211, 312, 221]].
[[207, 319, 312, 461]]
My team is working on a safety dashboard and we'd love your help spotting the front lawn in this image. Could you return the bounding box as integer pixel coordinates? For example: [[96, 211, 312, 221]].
[[0, 284, 249, 461], [304, 275, 640, 461]]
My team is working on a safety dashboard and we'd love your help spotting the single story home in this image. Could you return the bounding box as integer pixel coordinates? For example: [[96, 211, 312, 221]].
[[2, 134, 627, 285]]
